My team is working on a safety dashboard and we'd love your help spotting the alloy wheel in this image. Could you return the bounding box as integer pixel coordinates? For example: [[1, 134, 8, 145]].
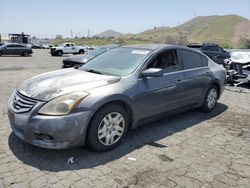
[[207, 88, 217, 109], [97, 112, 125, 146]]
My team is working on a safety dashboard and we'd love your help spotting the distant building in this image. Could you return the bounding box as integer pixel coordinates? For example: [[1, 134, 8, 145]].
[[9, 32, 31, 44], [0, 35, 9, 42]]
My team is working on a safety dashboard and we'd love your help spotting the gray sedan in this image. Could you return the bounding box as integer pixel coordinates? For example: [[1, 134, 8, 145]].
[[8, 44, 226, 151]]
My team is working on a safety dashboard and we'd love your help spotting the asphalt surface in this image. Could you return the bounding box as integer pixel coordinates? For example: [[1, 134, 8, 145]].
[[0, 49, 250, 188]]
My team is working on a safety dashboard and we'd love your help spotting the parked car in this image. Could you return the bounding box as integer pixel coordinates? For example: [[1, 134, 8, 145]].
[[50, 43, 87, 56], [187, 43, 230, 65], [8, 44, 226, 151], [0, 42, 7, 47], [62, 44, 121, 68], [31, 44, 44, 49], [224, 50, 250, 84], [0, 43, 33, 56]]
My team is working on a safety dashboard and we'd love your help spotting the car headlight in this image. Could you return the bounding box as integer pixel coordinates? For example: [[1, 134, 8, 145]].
[[38, 92, 89, 116]]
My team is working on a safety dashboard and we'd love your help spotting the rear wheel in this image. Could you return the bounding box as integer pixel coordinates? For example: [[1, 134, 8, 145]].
[[23, 51, 29, 57], [57, 51, 63, 56], [87, 105, 129, 151], [200, 85, 218, 112]]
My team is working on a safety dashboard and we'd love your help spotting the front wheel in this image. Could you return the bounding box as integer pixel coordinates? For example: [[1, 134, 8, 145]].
[[87, 105, 129, 151], [78, 50, 84, 54], [200, 85, 218, 113]]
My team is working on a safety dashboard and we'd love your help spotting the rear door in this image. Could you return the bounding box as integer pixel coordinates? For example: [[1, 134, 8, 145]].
[[15, 44, 25, 55], [179, 49, 211, 105], [70, 43, 77, 53], [137, 49, 187, 119]]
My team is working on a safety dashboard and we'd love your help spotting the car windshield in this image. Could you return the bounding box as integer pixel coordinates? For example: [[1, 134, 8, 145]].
[[88, 47, 109, 56], [81, 47, 151, 76]]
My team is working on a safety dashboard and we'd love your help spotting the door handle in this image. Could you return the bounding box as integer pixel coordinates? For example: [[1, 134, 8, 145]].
[[176, 80, 185, 84], [206, 71, 212, 75]]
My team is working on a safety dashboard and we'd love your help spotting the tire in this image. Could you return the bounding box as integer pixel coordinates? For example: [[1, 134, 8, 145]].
[[87, 105, 129, 151], [23, 51, 29, 57], [200, 85, 218, 113], [0, 52, 2, 56], [57, 51, 63, 56], [79, 50, 84, 54], [74, 64, 81, 69]]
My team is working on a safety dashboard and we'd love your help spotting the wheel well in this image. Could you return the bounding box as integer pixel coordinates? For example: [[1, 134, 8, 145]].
[[92, 100, 133, 127], [211, 82, 220, 97], [79, 49, 84, 52]]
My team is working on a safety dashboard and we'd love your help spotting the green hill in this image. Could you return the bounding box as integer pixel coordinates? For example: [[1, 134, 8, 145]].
[[126, 15, 250, 48], [53, 15, 250, 48]]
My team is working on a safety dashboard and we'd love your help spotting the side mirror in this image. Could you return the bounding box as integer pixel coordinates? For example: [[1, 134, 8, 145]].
[[141, 68, 163, 78]]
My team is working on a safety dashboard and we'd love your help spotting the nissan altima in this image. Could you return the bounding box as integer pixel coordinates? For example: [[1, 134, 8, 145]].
[[8, 44, 226, 151]]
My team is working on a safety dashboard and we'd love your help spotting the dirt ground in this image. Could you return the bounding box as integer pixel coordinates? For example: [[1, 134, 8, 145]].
[[0, 49, 250, 188]]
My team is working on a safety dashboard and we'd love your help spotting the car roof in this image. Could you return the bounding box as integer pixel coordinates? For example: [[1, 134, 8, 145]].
[[6, 43, 26, 46], [188, 42, 219, 47], [121, 43, 167, 50], [121, 43, 200, 52]]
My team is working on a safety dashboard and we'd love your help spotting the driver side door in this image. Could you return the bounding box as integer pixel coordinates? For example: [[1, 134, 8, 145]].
[[136, 48, 186, 119], [64, 43, 72, 53]]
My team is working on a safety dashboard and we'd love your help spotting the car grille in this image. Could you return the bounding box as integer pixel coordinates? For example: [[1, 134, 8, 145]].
[[63, 60, 76, 68], [11, 91, 39, 113]]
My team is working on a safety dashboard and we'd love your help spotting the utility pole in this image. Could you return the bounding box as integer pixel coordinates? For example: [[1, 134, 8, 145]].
[[71, 30, 73, 38], [87, 29, 90, 38]]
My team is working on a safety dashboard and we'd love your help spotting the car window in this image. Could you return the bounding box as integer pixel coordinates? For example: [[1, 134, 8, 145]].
[[203, 46, 220, 52], [217, 46, 224, 53], [148, 49, 181, 73], [89, 47, 107, 56], [6, 45, 15, 48], [15, 44, 24, 47], [65, 44, 70, 47], [201, 55, 208, 66], [180, 49, 206, 69], [81, 47, 151, 76]]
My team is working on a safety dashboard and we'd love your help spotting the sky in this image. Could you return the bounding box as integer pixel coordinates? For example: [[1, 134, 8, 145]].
[[1, 0, 250, 38]]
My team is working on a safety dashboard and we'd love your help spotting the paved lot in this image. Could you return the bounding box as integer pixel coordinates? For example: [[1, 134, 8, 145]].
[[0, 50, 250, 188]]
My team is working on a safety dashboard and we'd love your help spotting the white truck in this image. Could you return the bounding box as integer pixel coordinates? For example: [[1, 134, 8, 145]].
[[50, 43, 87, 56]]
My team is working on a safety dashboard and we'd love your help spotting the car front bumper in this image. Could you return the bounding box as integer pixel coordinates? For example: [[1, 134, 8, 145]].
[[8, 107, 93, 149]]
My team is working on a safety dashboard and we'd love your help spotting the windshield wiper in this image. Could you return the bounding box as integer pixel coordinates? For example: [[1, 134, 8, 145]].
[[84, 69, 103, 75]]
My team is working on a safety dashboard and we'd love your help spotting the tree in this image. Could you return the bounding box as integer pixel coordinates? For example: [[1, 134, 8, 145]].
[[115, 38, 125, 44], [238, 38, 250, 49], [55, 34, 63, 39]]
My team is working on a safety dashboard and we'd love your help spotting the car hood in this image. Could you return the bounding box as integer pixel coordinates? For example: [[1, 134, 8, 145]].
[[18, 68, 120, 101], [64, 54, 94, 63]]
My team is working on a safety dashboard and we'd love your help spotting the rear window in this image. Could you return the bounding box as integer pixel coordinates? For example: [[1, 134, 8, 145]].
[[202, 46, 221, 52], [180, 49, 208, 69], [187, 44, 202, 49], [15, 44, 25, 47]]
